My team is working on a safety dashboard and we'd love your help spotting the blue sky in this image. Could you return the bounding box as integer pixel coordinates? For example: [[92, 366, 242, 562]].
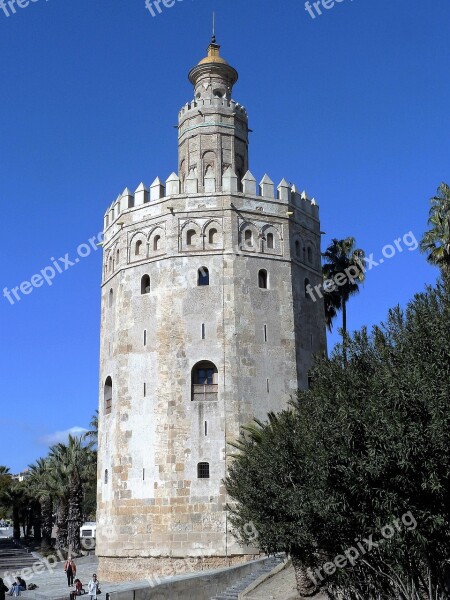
[[0, 0, 449, 472]]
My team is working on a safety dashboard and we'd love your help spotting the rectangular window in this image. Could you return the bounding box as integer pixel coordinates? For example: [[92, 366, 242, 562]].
[[202, 324, 205, 340], [144, 330, 147, 346], [264, 324, 267, 342]]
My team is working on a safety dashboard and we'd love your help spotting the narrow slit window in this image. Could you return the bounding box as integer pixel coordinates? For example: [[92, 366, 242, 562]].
[[104, 469, 108, 484], [144, 330, 147, 346], [208, 228, 218, 244], [141, 275, 150, 294], [267, 379, 270, 393], [154, 235, 161, 251], [264, 324, 267, 342], [202, 324, 206, 340], [104, 377, 112, 414], [143, 469, 145, 481], [187, 229, 197, 246], [135, 240, 142, 256], [144, 382, 146, 397], [266, 233, 274, 249], [205, 421, 208, 436], [197, 462, 210, 479], [258, 269, 268, 289], [198, 267, 209, 286], [109, 289, 113, 307], [244, 229, 253, 246]]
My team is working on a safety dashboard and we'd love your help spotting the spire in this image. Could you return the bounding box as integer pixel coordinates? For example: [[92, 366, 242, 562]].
[[211, 11, 216, 44]]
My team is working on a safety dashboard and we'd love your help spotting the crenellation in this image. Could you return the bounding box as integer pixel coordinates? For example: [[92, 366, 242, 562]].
[[277, 178, 291, 203], [121, 188, 134, 212], [259, 174, 275, 198], [150, 177, 165, 201], [134, 182, 149, 206]]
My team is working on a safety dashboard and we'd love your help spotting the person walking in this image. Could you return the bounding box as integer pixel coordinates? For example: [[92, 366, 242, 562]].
[[0, 578, 9, 600], [64, 558, 77, 587], [87, 574, 99, 600]]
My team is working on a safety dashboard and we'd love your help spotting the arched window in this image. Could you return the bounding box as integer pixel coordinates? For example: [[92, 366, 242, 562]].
[[104, 377, 112, 415], [116, 249, 120, 265], [198, 267, 209, 286], [307, 247, 313, 263], [141, 275, 150, 295], [104, 469, 109, 484], [295, 240, 301, 257], [154, 235, 161, 251], [197, 462, 210, 479], [244, 229, 253, 246], [187, 229, 197, 246], [135, 240, 142, 256], [192, 361, 218, 401], [258, 269, 268, 289], [108, 256, 112, 272], [305, 278, 311, 299], [208, 228, 218, 244], [266, 233, 274, 250], [108, 288, 113, 308]]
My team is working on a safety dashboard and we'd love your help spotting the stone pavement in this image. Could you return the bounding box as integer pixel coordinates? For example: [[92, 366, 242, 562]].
[[11, 556, 152, 600], [243, 565, 327, 600]]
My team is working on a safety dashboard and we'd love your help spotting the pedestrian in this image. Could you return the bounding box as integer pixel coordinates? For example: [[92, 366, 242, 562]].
[[7, 579, 21, 597], [16, 579, 25, 592], [87, 574, 99, 600], [70, 579, 84, 600], [0, 578, 9, 600], [64, 557, 77, 587]]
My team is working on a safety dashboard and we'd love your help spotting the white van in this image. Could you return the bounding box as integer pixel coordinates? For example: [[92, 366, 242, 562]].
[[80, 522, 96, 549]]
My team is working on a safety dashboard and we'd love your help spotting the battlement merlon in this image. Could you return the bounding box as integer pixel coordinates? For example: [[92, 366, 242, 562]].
[[102, 171, 320, 239]]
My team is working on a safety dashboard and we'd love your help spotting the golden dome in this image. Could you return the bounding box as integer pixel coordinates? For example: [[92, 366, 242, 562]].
[[197, 40, 229, 66]]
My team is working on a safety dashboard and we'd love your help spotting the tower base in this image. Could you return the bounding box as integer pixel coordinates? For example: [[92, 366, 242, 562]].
[[98, 554, 260, 583]]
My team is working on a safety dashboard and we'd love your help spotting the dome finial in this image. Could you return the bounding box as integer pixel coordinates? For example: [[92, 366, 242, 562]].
[[211, 11, 216, 44]]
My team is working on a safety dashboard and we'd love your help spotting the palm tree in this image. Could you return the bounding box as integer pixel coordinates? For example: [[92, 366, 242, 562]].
[[322, 237, 365, 338], [49, 436, 95, 554], [82, 410, 98, 445], [28, 458, 53, 549], [420, 182, 450, 278]]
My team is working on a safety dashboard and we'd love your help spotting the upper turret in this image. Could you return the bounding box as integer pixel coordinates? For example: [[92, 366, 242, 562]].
[[178, 37, 249, 194], [188, 36, 238, 102]]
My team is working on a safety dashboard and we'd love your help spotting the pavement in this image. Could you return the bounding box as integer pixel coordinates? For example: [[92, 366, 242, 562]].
[[243, 565, 327, 600], [0, 539, 326, 600]]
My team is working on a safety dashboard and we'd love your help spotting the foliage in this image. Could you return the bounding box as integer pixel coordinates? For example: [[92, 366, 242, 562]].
[[420, 182, 450, 278], [0, 412, 98, 554], [322, 237, 365, 338], [226, 281, 450, 599]]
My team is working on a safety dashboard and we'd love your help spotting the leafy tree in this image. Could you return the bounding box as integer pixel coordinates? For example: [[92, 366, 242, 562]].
[[226, 281, 450, 599], [420, 182, 450, 278], [28, 458, 53, 549], [322, 237, 365, 339], [49, 436, 95, 554]]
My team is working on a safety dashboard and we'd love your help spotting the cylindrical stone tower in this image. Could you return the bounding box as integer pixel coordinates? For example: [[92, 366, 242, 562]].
[[96, 38, 326, 583]]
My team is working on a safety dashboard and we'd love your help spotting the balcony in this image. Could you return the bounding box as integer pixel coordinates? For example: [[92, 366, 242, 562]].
[[192, 384, 218, 402]]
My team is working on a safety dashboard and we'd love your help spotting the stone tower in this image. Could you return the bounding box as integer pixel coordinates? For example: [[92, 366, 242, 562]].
[[96, 37, 326, 583]]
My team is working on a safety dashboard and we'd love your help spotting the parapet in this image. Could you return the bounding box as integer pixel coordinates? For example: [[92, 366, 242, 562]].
[[103, 170, 319, 231], [178, 97, 248, 119]]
